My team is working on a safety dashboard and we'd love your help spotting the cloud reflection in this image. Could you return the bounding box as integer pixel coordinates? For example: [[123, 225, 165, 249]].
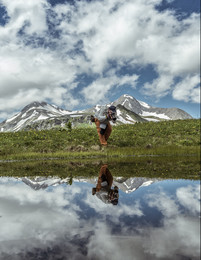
[[144, 185, 200, 259], [0, 177, 200, 260]]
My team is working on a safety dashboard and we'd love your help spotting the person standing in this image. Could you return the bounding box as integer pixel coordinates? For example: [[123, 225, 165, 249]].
[[91, 105, 117, 146]]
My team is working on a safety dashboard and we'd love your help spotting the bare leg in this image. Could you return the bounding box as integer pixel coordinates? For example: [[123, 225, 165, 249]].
[[104, 122, 112, 141], [94, 119, 107, 145]]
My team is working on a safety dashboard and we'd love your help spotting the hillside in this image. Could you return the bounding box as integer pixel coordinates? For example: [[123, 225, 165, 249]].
[[0, 119, 199, 160]]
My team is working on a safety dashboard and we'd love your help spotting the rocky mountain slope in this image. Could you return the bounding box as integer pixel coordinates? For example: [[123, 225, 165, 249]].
[[0, 94, 192, 132], [20, 176, 159, 194], [112, 94, 192, 120]]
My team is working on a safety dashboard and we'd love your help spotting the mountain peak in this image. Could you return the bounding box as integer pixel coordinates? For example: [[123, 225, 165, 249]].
[[112, 94, 142, 114], [21, 101, 46, 112], [28, 101, 46, 106], [0, 94, 193, 132], [122, 94, 134, 99]]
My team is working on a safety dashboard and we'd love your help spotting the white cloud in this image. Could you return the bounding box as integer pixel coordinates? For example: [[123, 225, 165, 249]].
[[81, 72, 139, 105], [144, 184, 200, 259], [0, 0, 200, 120], [0, 42, 80, 111], [0, 0, 48, 37], [69, 0, 199, 104], [146, 189, 179, 217], [0, 177, 200, 259], [0, 180, 81, 247], [176, 184, 200, 214], [142, 74, 174, 99], [172, 74, 200, 103]]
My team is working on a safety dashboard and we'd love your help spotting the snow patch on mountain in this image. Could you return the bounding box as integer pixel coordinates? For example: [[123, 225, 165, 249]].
[[123, 94, 134, 99], [117, 110, 136, 124], [138, 100, 150, 109], [140, 111, 170, 120], [36, 115, 49, 121], [95, 105, 102, 112], [122, 99, 133, 110], [13, 118, 29, 131], [144, 118, 159, 122], [6, 113, 19, 123], [70, 114, 83, 118], [141, 180, 154, 187], [126, 114, 136, 122]]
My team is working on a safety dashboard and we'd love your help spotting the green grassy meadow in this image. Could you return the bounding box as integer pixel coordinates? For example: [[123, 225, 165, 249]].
[[0, 119, 200, 161]]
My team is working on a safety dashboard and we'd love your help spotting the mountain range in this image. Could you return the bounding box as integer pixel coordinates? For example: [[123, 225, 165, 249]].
[[20, 176, 160, 194], [0, 94, 192, 132]]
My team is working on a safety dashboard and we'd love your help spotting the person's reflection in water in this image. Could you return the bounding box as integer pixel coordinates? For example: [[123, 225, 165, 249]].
[[92, 164, 119, 205]]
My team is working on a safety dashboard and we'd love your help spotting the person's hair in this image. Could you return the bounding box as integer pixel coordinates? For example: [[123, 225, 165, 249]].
[[108, 105, 116, 112]]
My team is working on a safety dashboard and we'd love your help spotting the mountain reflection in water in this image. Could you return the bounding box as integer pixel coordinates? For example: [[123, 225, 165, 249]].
[[0, 166, 200, 260]]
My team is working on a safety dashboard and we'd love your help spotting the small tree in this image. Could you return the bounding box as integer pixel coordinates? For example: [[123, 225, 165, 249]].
[[66, 121, 72, 132], [68, 173, 73, 185]]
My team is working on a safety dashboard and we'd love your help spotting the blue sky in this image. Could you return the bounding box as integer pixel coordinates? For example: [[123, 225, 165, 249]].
[[0, 0, 200, 120]]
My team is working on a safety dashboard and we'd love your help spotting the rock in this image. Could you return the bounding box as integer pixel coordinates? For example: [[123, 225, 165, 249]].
[[66, 145, 88, 152], [146, 144, 152, 149], [90, 145, 101, 151], [74, 145, 87, 152]]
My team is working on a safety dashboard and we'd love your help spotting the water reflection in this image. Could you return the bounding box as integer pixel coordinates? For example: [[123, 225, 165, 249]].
[[92, 164, 119, 205], [0, 166, 200, 260]]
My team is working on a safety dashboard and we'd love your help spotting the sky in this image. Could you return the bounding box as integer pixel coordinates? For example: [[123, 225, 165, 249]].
[[0, 0, 200, 121]]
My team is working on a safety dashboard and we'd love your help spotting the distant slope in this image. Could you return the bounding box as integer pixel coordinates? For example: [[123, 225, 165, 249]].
[[116, 104, 147, 123], [0, 94, 193, 132]]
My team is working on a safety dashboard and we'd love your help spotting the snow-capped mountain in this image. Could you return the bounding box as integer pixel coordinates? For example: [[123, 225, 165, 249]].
[[113, 177, 158, 193], [0, 94, 192, 132], [82, 176, 159, 194], [20, 176, 71, 190], [111, 94, 192, 121], [0, 101, 85, 132], [20, 176, 159, 194]]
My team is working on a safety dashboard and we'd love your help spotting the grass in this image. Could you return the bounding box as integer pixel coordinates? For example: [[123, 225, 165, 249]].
[[0, 119, 200, 160], [0, 156, 200, 180]]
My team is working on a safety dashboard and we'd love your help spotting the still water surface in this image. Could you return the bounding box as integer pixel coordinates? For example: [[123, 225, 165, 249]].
[[0, 164, 200, 260]]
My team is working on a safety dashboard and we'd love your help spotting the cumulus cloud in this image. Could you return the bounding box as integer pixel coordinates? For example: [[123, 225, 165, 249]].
[[176, 184, 200, 214], [143, 74, 174, 100], [172, 74, 200, 103], [0, 40, 81, 110], [0, 179, 81, 258], [0, 177, 200, 260], [144, 184, 200, 259], [81, 72, 139, 104], [0, 0, 48, 38], [0, 0, 200, 119]]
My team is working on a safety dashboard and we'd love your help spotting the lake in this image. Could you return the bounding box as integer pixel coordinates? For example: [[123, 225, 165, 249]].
[[0, 159, 200, 260]]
